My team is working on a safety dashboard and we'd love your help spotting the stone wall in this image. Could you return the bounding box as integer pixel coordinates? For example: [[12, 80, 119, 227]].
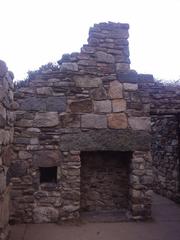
[[0, 60, 14, 240], [10, 22, 153, 223], [151, 115, 179, 199], [140, 80, 180, 200]]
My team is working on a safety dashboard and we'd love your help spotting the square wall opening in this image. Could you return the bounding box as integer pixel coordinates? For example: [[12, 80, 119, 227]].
[[80, 151, 132, 213]]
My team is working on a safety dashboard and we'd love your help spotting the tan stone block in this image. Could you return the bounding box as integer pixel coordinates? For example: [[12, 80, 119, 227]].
[[69, 100, 92, 113], [33, 112, 59, 127], [128, 117, 150, 130], [112, 99, 126, 112], [108, 80, 123, 99], [107, 113, 127, 129], [94, 100, 111, 113]]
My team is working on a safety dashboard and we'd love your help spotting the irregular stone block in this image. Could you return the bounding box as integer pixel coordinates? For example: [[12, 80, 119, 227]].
[[81, 114, 107, 129], [60, 113, 80, 128], [108, 80, 123, 99], [69, 100, 92, 113], [33, 150, 62, 167], [123, 83, 138, 91], [107, 113, 127, 129], [0, 60, 7, 77], [0, 187, 10, 229], [19, 97, 46, 111], [33, 112, 59, 127], [112, 99, 126, 112], [94, 100, 111, 113], [90, 86, 107, 100], [36, 87, 52, 95], [95, 51, 115, 63], [60, 129, 151, 151], [33, 206, 59, 223], [74, 76, 102, 88], [129, 117, 150, 131], [19, 151, 32, 160], [60, 62, 78, 72], [46, 97, 66, 112], [7, 161, 27, 180], [0, 168, 6, 194], [116, 63, 130, 72]]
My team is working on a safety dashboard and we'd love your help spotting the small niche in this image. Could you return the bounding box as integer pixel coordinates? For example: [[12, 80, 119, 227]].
[[39, 166, 57, 183]]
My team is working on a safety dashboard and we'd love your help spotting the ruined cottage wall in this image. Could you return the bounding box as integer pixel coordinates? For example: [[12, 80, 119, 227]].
[[140, 81, 180, 200], [0, 61, 14, 240], [11, 22, 153, 223]]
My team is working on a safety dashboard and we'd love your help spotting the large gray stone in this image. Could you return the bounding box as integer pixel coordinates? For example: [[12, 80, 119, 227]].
[[60, 62, 78, 72], [46, 97, 66, 112], [19, 97, 46, 111], [33, 206, 59, 223], [128, 117, 150, 131], [94, 100, 111, 113], [60, 129, 151, 151], [81, 114, 107, 129], [95, 51, 115, 63], [74, 76, 102, 88], [33, 112, 59, 127]]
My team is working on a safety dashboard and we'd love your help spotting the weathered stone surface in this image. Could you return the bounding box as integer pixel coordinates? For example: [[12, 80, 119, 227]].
[[60, 129, 151, 151], [128, 117, 150, 131], [2, 146, 16, 166], [60, 62, 78, 72], [33, 206, 59, 223], [69, 100, 92, 113], [94, 100, 111, 113], [19, 151, 32, 160], [7, 161, 27, 179], [116, 63, 130, 72], [60, 113, 80, 128], [95, 51, 115, 63], [123, 83, 138, 91], [108, 80, 123, 99], [0, 187, 10, 229], [19, 97, 46, 111], [81, 114, 107, 129], [0, 60, 7, 77], [74, 76, 102, 88], [33, 112, 59, 127], [46, 97, 66, 112], [112, 99, 126, 112], [36, 87, 52, 95], [107, 113, 128, 129], [33, 150, 62, 167], [90, 86, 107, 100]]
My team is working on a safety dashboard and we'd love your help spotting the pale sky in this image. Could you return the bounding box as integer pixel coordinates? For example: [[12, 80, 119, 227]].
[[1, 0, 180, 81]]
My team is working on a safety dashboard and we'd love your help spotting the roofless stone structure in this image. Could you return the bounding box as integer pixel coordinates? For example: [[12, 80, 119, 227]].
[[0, 22, 180, 239]]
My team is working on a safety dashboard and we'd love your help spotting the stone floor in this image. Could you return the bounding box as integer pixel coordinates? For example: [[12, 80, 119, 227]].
[[10, 193, 180, 240]]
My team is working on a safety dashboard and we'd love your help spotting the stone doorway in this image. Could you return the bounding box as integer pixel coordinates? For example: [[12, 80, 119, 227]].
[[80, 151, 132, 220]]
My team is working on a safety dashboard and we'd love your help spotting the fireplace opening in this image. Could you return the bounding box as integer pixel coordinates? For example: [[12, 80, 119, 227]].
[[80, 151, 132, 219]]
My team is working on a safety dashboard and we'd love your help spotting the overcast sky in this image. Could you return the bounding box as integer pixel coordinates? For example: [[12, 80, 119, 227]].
[[1, 0, 180, 81]]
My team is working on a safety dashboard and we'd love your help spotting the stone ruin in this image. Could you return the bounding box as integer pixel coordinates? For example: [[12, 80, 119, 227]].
[[0, 22, 180, 239]]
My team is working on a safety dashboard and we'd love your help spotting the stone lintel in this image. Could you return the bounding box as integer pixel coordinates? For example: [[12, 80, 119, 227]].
[[60, 129, 151, 152]]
